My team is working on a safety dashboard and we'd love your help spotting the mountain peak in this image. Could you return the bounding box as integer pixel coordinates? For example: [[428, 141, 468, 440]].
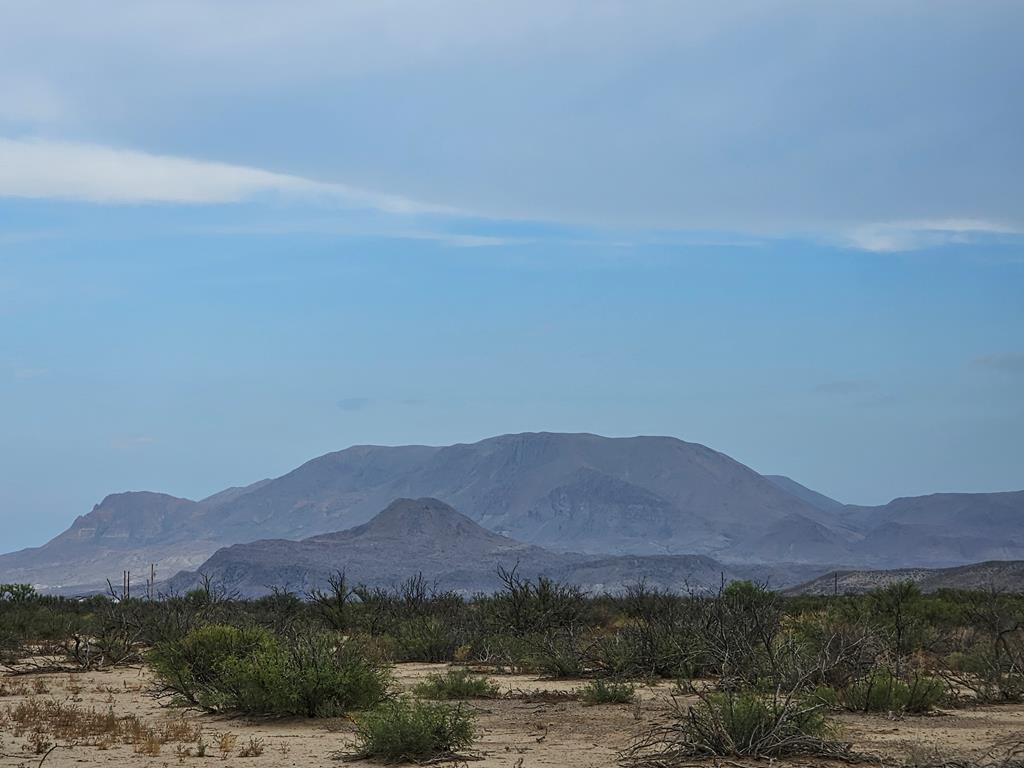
[[338, 497, 515, 546]]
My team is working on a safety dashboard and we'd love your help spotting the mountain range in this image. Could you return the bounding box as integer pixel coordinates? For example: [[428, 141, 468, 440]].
[[1, 432, 1021, 593], [166, 497, 810, 597]]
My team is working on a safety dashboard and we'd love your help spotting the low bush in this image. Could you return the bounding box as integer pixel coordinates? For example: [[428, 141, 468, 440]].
[[343, 699, 476, 762], [391, 616, 461, 663], [580, 678, 636, 705], [622, 689, 859, 763], [413, 668, 500, 700], [821, 670, 945, 714], [149, 624, 391, 716]]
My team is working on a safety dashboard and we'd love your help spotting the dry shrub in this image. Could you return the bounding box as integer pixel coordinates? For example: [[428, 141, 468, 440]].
[[217, 731, 238, 759], [622, 688, 865, 765], [239, 735, 265, 757], [2, 697, 201, 754]]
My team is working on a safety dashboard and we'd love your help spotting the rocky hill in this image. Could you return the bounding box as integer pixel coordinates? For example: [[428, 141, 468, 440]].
[[165, 497, 782, 596]]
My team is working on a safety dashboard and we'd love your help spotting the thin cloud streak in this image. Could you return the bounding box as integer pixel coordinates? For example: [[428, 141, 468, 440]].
[[0, 137, 456, 214], [841, 219, 1022, 253]]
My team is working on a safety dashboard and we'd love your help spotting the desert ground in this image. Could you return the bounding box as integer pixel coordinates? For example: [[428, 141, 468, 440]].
[[2, 663, 1024, 768]]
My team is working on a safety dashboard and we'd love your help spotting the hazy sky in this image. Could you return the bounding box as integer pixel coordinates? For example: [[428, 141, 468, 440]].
[[2, 2, 1022, 551]]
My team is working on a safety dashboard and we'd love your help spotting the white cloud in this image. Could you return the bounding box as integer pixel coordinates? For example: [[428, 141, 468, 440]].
[[841, 219, 1022, 253], [0, 137, 454, 213]]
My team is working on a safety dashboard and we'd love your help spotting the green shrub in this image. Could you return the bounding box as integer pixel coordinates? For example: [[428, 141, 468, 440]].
[[526, 631, 586, 678], [622, 690, 849, 761], [149, 625, 391, 716], [392, 617, 460, 662], [413, 669, 500, 700], [580, 678, 636, 705], [701, 692, 827, 754], [832, 670, 944, 714], [345, 699, 475, 762], [148, 624, 276, 708]]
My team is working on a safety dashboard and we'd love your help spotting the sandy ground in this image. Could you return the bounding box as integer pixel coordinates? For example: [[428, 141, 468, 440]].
[[2, 664, 1023, 767]]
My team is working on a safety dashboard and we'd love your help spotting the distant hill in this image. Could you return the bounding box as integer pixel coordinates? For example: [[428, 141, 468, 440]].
[[164, 497, 780, 597], [789, 560, 1024, 595], [764, 475, 845, 514], [2, 432, 1021, 592]]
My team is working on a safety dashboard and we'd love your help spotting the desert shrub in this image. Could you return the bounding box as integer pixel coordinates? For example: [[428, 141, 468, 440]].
[[944, 647, 1024, 703], [525, 630, 587, 678], [391, 616, 461, 662], [600, 583, 701, 679], [786, 609, 885, 690], [623, 689, 858, 763], [149, 624, 275, 707], [344, 699, 475, 762], [413, 668, 500, 699], [691, 581, 785, 686], [484, 567, 587, 637], [150, 625, 391, 716], [580, 678, 636, 705], [825, 670, 945, 713], [868, 582, 936, 676]]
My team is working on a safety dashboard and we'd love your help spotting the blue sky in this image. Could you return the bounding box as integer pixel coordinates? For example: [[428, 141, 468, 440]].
[[1, 2, 1022, 551]]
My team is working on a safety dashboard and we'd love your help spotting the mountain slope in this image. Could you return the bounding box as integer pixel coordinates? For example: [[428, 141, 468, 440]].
[[0, 492, 216, 590], [165, 497, 768, 596], [764, 475, 845, 514], [789, 560, 1024, 595], [198, 432, 834, 556]]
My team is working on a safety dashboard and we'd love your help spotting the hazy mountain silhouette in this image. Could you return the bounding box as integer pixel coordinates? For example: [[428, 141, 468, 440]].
[[165, 497, 780, 597], [2, 433, 1021, 591]]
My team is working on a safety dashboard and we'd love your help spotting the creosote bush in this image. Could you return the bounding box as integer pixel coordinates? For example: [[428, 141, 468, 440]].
[[817, 670, 946, 714], [412, 668, 500, 700], [149, 624, 391, 716], [342, 699, 476, 762], [623, 689, 860, 764], [580, 678, 636, 705]]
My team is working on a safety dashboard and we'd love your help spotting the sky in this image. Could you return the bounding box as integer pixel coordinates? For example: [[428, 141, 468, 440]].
[[1, 1, 1023, 551]]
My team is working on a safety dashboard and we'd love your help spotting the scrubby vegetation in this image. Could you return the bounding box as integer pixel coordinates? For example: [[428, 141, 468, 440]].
[[580, 678, 636, 705], [623, 689, 858, 763], [412, 668, 501, 699], [8, 570, 1024, 762], [148, 624, 392, 716], [816, 670, 945, 714], [342, 699, 476, 762]]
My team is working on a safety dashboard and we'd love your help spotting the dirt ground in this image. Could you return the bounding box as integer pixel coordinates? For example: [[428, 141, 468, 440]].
[[2, 664, 1023, 767]]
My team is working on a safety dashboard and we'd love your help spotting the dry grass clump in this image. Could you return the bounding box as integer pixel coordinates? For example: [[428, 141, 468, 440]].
[[0, 697, 202, 754], [239, 735, 266, 757], [0, 680, 29, 697]]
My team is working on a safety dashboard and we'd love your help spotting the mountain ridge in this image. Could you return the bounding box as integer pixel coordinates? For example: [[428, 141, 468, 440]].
[[2, 432, 1022, 591], [165, 497, 815, 597]]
